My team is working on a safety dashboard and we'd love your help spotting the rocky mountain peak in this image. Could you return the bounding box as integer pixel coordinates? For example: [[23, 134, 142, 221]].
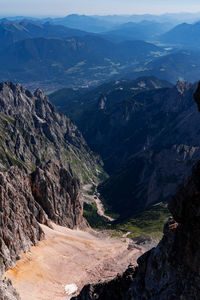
[[175, 79, 192, 94]]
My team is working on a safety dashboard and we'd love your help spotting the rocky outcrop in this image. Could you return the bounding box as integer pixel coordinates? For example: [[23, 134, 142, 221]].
[[0, 162, 85, 300], [0, 82, 103, 184], [0, 166, 44, 276], [126, 161, 200, 299], [74, 156, 200, 299], [0, 279, 20, 300], [30, 162, 85, 228], [73, 265, 136, 300], [0, 161, 85, 276]]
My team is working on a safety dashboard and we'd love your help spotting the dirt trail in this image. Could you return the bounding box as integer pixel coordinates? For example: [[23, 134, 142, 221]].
[[4, 223, 143, 300], [82, 184, 115, 222]]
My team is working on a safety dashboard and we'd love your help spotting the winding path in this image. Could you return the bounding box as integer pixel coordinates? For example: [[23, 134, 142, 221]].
[[82, 184, 115, 222]]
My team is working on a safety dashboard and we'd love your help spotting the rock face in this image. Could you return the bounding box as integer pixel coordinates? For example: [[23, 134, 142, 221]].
[[0, 279, 20, 300], [0, 81, 102, 184], [127, 161, 200, 299], [30, 162, 84, 228], [0, 166, 44, 276], [98, 80, 200, 217], [0, 162, 85, 277], [73, 265, 136, 300]]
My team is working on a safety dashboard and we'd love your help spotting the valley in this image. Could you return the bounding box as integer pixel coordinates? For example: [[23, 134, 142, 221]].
[[1, 8, 200, 300], [50, 77, 200, 220], [2, 16, 200, 91]]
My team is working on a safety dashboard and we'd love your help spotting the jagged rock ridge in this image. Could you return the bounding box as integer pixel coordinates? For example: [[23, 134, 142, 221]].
[[0, 81, 103, 184]]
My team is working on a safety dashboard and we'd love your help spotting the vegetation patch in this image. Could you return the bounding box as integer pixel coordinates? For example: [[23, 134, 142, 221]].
[[113, 202, 170, 239], [83, 202, 110, 228], [83, 200, 170, 240]]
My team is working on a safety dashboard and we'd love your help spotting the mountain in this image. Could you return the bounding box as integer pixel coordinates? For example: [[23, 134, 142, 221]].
[[49, 77, 171, 115], [0, 36, 163, 89], [49, 77, 174, 174], [124, 50, 200, 83], [0, 20, 88, 51], [95, 12, 200, 24], [51, 78, 200, 219], [99, 81, 200, 217], [0, 82, 103, 183], [4, 19, 200, 89], [103, 21, 171, 43], [51, 14, 116, 33], [160, 22, 200, 48]]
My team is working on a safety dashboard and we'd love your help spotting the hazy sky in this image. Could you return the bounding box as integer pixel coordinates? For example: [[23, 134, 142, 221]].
[[1, 0, 200, 17]]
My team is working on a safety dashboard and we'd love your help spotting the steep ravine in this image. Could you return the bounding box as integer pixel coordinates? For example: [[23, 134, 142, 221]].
[[52, 78, 200, 218]]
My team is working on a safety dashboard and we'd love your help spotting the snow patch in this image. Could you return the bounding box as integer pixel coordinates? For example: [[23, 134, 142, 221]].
[[65, 284, 78, 296]]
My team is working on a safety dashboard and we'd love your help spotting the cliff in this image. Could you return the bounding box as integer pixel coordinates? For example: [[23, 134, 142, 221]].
[[0, 82, 103, 183], [0, 161, 86, 276]]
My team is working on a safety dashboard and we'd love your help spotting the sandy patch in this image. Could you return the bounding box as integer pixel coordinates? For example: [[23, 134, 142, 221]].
[[4, 223, 143, 300]]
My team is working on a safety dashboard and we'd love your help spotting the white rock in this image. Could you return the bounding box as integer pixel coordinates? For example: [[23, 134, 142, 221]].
[[65, 284, 78, 295]]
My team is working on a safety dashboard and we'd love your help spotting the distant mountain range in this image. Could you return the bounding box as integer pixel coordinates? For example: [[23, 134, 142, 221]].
[[0, 20, 166, 89], [102, 21, 172, 42], [123, 50, 200, 84], [160, 22, 200, 48], [4, 13, 200, 32], [0, 20, 88, 50], [1, 17, 200, 89]]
